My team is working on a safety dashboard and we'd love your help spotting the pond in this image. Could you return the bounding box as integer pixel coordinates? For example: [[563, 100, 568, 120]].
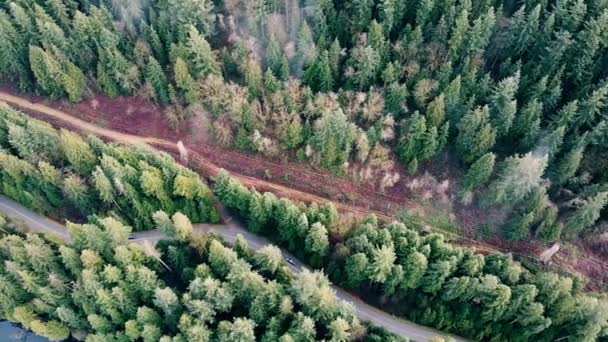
[[0, 321, 48, 341]]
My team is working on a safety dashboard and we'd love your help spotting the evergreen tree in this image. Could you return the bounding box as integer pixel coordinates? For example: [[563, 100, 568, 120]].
[[266, 35, 287, 80], [305, 222, 329, 265], [512, 99, 542, 149], [490, 153, 548, 205], [185, 25, 220, 78], [550, 135, 587, 187], [463, 152, 496, 191], [29, 46, 64, 99], [349, 43, 381, 90], [426, 93, 446, 127], [311, 110, 357, 170], [490, 72, 520, 138], [145, 56, 171, 104], [348, 0, 374, 34], [174, 57, 198, 104], [385, 82, 408, 115], [566, 192, 608, 235], [456, 105, 496, 164], [62, 62, 87, 103], [60, 129, 96, 175], [304, 51, 333, 93]]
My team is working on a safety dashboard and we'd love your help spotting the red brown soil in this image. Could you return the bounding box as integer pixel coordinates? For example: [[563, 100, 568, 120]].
[[2, 84, 608, 290]]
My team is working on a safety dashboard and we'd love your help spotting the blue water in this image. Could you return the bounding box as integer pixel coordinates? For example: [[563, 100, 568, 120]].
[[0, 321, 48, 341]]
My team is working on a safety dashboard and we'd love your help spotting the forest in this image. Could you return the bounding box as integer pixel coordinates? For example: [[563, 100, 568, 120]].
[[0, 211, 405, 341], [1, 0, 608, 246], [214, 171, 608, 341], [0, 104, 218, 230], [1, 0, 608, 340]]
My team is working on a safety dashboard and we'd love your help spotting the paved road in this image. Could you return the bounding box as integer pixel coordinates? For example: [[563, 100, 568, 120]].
[[0, 195, 465, 342]]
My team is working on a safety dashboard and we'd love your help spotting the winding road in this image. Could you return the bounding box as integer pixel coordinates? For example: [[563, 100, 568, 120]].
[[0, 195, 466, 342]]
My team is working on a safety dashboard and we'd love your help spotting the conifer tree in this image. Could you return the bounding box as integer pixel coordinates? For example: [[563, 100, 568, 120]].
[[506, 211, 535, 241], [266, 35, 286, 80], [385, 82, 408, 115], [349, 44, 381, 90], [490, 153, 548, 205], [304, 51, 333, 93], [397, 111, 439, 170], [566, 192, 608, 235], [456, 105, 496, 164], [490, 72, 520, 138], [174, 57, 198, 104], [575, 83, 608, 129], [449, 9, 469, 59], [348, 0, 374, 34], [62, 62, 87, 103], [185, 25, 220, 78], [29, 46, 65, 99], [311, 110, 357, 169], [145, 56, 171, 104], [550, 135, 587, 187], [426, 93, 446, 127], [463, 152, 495, 191], [512, 99, 542, 148]]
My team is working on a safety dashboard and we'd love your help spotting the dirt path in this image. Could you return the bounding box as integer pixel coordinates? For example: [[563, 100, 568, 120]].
[[0, 92, 389, 219], [4, 91, 608, 289]]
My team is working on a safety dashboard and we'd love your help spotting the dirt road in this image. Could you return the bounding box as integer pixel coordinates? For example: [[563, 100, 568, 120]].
[[0, 92, 388, 219], [0, 194, 466, 342], [3, 91, 608, 290]]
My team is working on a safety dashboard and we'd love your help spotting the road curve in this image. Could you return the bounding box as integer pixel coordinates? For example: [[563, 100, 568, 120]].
[[0, 195, 466, 342]]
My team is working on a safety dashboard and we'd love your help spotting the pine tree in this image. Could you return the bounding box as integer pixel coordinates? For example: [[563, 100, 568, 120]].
[[385, 82, 408, 115], [165, 0, 215, 37], [465, 7, 496, 55], [368, 20, 389, 65], [349, 44, 381, 90], [348, 0, 374, 34], [304, 50, 333, 93], [185, 25, 220, 78], [490, 153, 548, 205], [456, 105, 497, 164], [295, 22, 317, 74], [575, 83, 608, 129], [543, 126, 566, 161], [512, 99, 542, 148], [311, 109, 357, 169], [426, 93, 446, 127], [397, 111, 433, 167], [550, 100, 578, 129], [305, 222, 329, 265], [29, 46, 65, 99], [463, 152, 495, 191], [62, 62, 87, 103], [490, 72, 520, 138], [266, 35, 286, 79], [145, 56, 170, 104], [244, 58, 263, 98], [264, 68, 279, 93], [537, 206, 561, 242], [566, 192, 608, 235], [445, 75, 464, 122], [60, 129, 97, 175], [506, 208, 535, 241], [550, 135, 587, 187], [449, 9, 469, 59], [327, 39, 342, 80], [368, 244, 396, 284], [0, 12, 31, 90], [378, 0, 397, 35], [415, 0, 435, 29], [174, 57, 198, 104]]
